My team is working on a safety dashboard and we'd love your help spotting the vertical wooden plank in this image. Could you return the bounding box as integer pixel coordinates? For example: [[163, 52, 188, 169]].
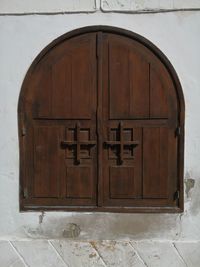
[[33, 126, 64, 198], [109, 42, 130, 119], [51, 55, 72, 118], [71, 41, 93, 119], [129, 52, 150, 118], [66, 167, 93, 199], [150, 65, 168, 118], [109, 167, 135, 198], [143, 127, 168, 198], [36, 66, 52, 118]]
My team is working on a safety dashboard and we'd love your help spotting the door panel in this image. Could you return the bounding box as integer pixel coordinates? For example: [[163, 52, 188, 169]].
[[66, 166, 93, 199], [27, 33, 98, 207], [129, 52, 150, 118], [101, 33, 178, 208], [107, 34, 150, 119], [35, 33, 96, 119], [109, 166, 135, 198], [143, 127, 169, 199], [108, 42, 130, 118], [150, 66, 168, 118], [33, 126, 64, 198], [62, 121, 97, 205], [102, 123, 142, 206]]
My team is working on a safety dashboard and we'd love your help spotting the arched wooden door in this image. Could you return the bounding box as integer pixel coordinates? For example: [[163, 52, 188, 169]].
[[18, 27, 184, 212]]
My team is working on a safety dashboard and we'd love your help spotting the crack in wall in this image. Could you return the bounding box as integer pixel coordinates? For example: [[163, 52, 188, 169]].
[[39, 211, 45, 224]]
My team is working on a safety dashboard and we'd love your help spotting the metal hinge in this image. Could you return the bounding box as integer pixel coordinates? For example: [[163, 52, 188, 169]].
[[175, 126, 181, 137], [22, 126, 26, 136], [174, 190, 180, 201], [23, 188, 28, 198]]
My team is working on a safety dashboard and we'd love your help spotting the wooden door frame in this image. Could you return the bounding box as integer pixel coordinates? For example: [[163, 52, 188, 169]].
[[18, 26, 185, 213]]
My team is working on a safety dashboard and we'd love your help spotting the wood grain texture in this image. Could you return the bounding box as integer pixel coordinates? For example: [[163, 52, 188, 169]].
[[18, 26, 184, 212]]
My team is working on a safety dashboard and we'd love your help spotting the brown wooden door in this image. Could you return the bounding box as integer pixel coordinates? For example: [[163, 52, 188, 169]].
[[100, 33, 178, 208], [19, 28, 183, 212], [23, 33, 98, 207]]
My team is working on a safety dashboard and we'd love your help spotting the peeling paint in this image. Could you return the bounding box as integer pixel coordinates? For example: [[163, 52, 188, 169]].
[[185, 178, 195, 198], [187, 178, 200, 216]]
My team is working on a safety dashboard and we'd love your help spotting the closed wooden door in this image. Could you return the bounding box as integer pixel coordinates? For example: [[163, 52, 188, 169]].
[[19, 27, 184, 212], [101, 33, 178, 208], [22, 33, 98, 207]]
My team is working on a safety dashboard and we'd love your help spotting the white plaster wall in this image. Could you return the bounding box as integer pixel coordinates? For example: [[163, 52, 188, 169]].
[[0, 0, 96, 13], [0, 8, 200, 242], [0, 0, 200, 13], [101, 0, 200, 12]]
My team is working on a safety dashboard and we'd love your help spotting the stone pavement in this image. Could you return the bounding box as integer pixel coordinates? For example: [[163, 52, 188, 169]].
[[0, 240, 199, 267]]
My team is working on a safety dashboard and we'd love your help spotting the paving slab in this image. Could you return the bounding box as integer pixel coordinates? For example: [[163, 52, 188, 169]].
[[2, 240, 199, 267], [12, 240, 67, 267], [93, 241, 146, 267], [51, 240, 106, 267], [174, 242, 200, 267], [0, 241, 25, 267], [130, 241, 187, 267]]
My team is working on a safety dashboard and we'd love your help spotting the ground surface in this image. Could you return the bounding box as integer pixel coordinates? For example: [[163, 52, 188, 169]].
[[0, 240, 199, 267]]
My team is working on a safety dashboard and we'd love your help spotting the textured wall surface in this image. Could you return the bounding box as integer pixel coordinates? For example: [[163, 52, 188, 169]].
[[0, 0, 96, 13], [0, 0, 200, 13], [101, 0, 200, 12], [0, 1, 200, 266]]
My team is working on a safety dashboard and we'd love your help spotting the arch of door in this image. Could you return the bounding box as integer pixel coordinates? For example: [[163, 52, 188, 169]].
[[18, 26, 185, 213]]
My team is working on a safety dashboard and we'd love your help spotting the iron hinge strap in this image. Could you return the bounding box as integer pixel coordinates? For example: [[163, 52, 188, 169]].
[[174, 190, 180, 200], [23, 187, 28, 198], [22, 126, 26, 136], [175, 126, 181, 137]]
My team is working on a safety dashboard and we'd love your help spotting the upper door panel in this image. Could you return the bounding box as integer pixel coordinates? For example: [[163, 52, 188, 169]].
[[104, 34, 177, 122], [31, 33, 97, 119]]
